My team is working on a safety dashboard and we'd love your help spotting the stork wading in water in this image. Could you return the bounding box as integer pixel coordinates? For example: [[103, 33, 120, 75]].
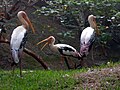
[[10, 11, 35, 76], [79, 15, 99, 67], [37, 36, 81, 68]]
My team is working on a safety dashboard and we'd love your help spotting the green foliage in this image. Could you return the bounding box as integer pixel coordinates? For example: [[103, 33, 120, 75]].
[[34, 0, 119, 25], [57, 30, 75, 38], [34, 0, 119, 42], [99, 32, 112, 44]]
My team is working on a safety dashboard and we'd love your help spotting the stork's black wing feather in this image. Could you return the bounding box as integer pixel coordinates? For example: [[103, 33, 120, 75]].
[[88, 31, 95, 51], [19, 32, 27, 49], [89, 31, 95, 44], [58, 46, 75, 55]]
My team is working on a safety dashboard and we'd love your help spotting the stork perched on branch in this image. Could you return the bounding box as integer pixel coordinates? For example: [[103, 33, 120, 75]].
[[10, 11, 35, 76]]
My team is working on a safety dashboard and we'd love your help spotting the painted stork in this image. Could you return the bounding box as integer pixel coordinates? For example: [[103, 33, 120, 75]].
[[37, 36, 81, 68], [10, 11, 35, 76], [79, 15, 99, 67]]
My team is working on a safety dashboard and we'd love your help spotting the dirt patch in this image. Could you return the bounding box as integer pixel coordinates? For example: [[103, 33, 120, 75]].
[[74, 64, 120, 89]]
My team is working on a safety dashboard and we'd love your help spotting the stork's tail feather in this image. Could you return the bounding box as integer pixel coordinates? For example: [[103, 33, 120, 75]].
[[11, 49, 19, 64]]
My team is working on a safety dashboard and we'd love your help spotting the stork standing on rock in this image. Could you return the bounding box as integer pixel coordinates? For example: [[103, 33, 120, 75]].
[[10, 11, 35, 76]]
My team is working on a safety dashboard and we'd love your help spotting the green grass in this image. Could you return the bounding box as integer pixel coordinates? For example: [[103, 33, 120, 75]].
[[0, 61, 120, 90], [0, 69, 83, 90], [0, 69, 85, 90]]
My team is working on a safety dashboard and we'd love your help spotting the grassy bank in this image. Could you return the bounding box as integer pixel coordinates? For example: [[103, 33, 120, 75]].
[[0, 62, 120, 90]]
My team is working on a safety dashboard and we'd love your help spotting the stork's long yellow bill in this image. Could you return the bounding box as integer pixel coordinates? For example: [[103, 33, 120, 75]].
[[41, 42, 48, 50], [93, 21, 100, 35], [37, 38, 49, 50], [93, 16, 100, 35], [29, 22, 35, 34], [24, 15, 35, 34]]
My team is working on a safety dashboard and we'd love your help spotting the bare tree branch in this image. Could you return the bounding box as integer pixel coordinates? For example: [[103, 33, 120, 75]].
[[0, 0, 49, 21], [23, 48, 50, 70]]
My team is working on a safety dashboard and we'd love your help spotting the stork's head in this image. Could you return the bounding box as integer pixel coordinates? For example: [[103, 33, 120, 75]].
[[88, 15, 99, 35], [37, 36, 55, 50], [88, 15, 97, 28], [17, 11, 35, 34]]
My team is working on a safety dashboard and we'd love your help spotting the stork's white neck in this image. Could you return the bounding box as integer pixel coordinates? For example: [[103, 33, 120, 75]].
[[48, 38, 58, 52], [49, 39, 55, 47]]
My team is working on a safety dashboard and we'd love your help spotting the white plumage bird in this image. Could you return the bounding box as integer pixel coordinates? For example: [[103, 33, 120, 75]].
[[79, 15, 99, 67], [10, 11, 35, 76], [80, 15, 99, 57]]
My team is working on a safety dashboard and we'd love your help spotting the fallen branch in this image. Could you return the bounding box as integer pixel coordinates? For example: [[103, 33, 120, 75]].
[[0, 39, 50, 70], [24, 48, 50, 70]]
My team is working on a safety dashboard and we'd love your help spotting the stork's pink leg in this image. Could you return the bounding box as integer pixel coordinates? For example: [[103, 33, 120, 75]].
[[19, 58, 22, 77], [19, 49, 23, 77], [60, 55, 64, 65], [64, 57, 71, 69], [91, 46, 94, 61], [12, 64, 15, 76]]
